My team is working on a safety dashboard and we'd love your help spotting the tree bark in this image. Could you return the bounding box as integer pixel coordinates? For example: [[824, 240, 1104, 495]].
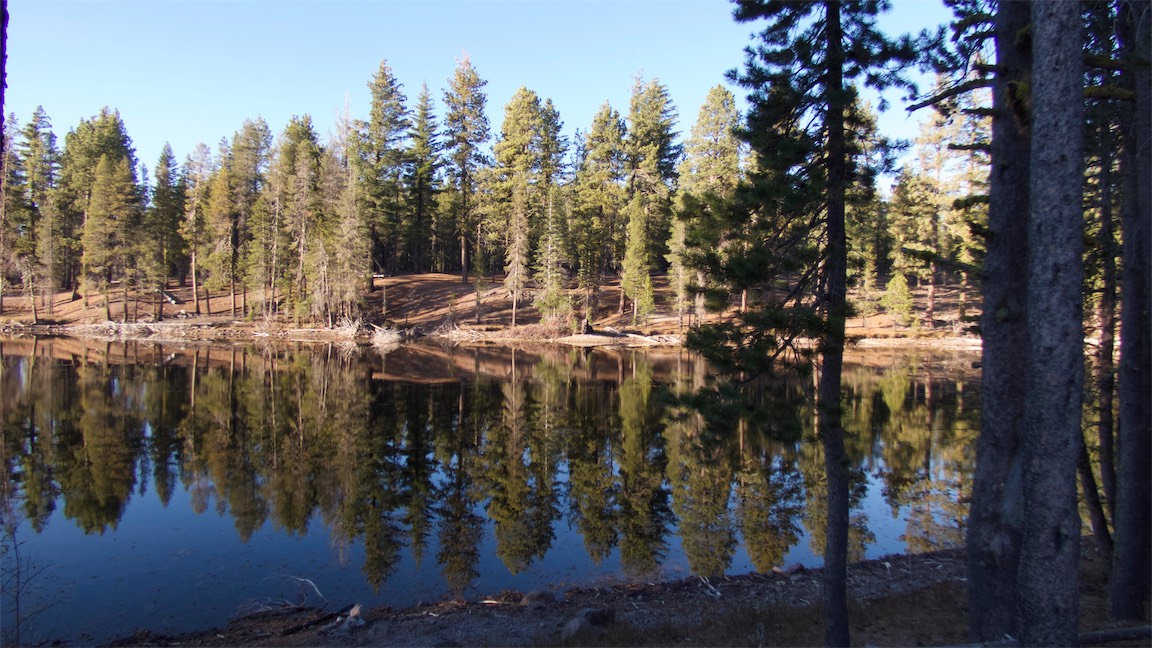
[[1018, 3, 1084, 645], [190, 251, 201, 315], [1110, 0, 1152, 621], [966, 1, 1031, 641], [1078, 437, 1112, 554], [820, 3, 850, 646]]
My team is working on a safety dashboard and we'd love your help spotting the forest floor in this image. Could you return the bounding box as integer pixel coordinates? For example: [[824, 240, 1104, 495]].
[[0, 272, 982, 350], [105, 538, 1149, 647]]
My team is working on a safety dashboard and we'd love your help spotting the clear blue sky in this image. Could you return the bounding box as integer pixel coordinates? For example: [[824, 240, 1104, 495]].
[[6, 0, 952, 178]]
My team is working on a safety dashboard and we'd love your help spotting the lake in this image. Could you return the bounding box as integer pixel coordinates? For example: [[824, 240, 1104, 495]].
[[0, 337, 980, 644]]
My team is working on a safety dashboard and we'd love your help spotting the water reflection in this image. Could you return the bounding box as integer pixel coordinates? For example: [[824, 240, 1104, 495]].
[[0, 338, 978, 642]]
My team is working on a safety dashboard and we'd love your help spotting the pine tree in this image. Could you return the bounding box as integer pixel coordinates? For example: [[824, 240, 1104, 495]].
[[532, 99, 570, 322], [323, 108, 370, 321], [81, 155, 139, 320], [202, 143, 238, 314], [493, 87, 546, 326], [620, 194, 654, 325], [0, 114, 26, 316], [621, 76, 679, 318], [844, 99, 893, 298], [228, 118, 272, 314], [57, 108, 138, 298], [442, 55, 490, 283], [277, 115, 323, 323], [17, 108, 60, 302], [357, 60, 410, 276], [533, 186, 570, 321], [182, 143, 214, 315], [1109, 0, 1151, 622], [571, 103, 626, 322], [674, 85, 741, 326], [407, 83, 441, 273], [142, 143, 185, 320], [698, 2, 914, 643], [1018, 2, 1084, 643]]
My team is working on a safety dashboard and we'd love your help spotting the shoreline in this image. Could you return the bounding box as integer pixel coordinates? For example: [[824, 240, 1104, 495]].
[[103, 538, 1134, 648], [0, 318, 982, 351]]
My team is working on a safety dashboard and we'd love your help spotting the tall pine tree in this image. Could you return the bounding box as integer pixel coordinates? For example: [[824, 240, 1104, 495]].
[[442, 55, 490, 283], [695, 2, 914, 644]]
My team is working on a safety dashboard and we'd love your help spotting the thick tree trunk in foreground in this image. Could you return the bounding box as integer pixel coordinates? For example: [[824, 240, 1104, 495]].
[[966, 1, 1031, 641], [1110, 0, 1152, 621], [1019, 2, 1084, 644]]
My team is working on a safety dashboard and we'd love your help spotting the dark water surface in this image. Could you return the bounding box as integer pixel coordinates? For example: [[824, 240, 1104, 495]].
[[0, 338, 979, 644]]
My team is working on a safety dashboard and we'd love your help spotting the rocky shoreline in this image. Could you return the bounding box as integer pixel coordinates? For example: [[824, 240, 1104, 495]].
[[105, 539, 1141, 647]]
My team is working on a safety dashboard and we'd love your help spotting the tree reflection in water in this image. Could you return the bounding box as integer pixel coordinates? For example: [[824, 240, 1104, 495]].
[[0, 339, 978, 602]]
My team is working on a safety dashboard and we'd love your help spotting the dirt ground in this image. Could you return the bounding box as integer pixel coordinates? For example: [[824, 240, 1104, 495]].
[[0, 273, 981, 349], [106, 539, 1148, 647]]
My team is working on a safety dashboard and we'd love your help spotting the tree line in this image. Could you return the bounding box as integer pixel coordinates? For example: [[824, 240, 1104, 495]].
[[4, 53, 990, 332], [1, 58, 699, 328]]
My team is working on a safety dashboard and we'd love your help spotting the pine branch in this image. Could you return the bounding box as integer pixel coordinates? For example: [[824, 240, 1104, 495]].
[[907, 77, 995, 112], [900, 246, 980, 275], [949, 143, 991, 152]]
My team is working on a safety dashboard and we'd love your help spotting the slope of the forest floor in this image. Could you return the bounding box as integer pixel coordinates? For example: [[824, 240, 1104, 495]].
[[105, 538, 1148, 648], [0, 273, 982, 349]]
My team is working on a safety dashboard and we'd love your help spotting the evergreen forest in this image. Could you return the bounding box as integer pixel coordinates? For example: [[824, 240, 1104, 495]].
[[0, 0, 1148, 646]]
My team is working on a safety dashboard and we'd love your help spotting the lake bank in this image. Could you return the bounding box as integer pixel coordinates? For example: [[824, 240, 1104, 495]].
[[106, 538, 1140, 647], [0, 272, 982, 350]]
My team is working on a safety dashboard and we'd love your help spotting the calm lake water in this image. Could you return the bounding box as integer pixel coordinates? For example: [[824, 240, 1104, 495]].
[[0, 337, 980, 644]]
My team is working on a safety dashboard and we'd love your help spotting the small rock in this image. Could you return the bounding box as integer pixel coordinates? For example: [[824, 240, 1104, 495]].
[[562, 616, 605, 642], [577, 607, 616, 626], [520, 590, 555, 610]]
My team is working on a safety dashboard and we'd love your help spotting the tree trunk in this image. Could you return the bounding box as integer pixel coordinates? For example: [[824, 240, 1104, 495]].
[[926, 261, 936, 329], [1096, 146, 1118, 519], [966, 1, 1031, 641], [820, 3, 850, 646], [230, 277, 236, 317], [191, 251, 201, 315], [1018, 3, 1084, 645], [460, 234, 468, 283], [1078, 437, 1113, 554], [1110, 0, 1152, 621], [695, 269, 707, 326]]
